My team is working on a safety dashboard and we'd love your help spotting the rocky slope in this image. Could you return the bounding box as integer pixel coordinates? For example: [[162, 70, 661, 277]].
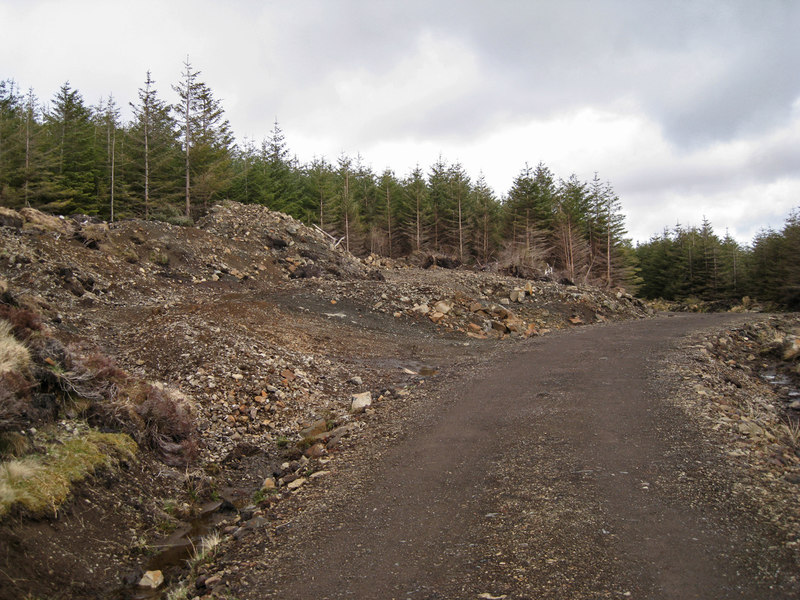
[[0, 200, 654, 599]]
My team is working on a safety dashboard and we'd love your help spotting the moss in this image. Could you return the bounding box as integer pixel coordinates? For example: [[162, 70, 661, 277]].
[[0, 428, 137, 520]]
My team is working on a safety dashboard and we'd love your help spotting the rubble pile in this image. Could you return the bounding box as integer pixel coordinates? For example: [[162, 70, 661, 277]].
[[667, 315, 800, 550]]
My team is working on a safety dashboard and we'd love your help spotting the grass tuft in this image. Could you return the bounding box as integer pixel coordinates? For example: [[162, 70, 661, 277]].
[[0, 319, 30, 374]]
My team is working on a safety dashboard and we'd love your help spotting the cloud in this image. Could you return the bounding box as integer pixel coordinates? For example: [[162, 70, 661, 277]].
[[2, 0, 799, 244]]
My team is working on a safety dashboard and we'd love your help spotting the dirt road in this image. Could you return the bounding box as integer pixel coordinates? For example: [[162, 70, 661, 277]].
[[220, 313, 799, 599]]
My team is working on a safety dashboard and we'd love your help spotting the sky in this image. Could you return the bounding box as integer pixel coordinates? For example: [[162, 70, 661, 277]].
[[2, 0, 799, 245]]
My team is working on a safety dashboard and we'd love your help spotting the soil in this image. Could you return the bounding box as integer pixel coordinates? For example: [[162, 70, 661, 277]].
[[1, 203, 798, 599]]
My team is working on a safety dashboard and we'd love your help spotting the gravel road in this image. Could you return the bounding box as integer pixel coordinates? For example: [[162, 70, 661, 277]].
[[221, 313, 799, 599]]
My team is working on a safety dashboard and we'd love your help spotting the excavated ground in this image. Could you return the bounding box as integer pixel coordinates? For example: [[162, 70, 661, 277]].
[[0, 203, 797, 599]]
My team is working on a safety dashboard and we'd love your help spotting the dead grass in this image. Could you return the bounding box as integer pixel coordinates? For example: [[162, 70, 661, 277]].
[[0, 319, 30, 374], [0, 428, 137, 520]]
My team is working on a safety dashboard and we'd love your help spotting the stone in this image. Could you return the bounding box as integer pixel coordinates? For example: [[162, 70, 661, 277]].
[[300, 419, 328, 439], [261, 477, 276, 490], [305, 443, 326, 458], [433, 300, 452, 314], [490, 320, 508, 333], [350, 375, 363, 385], [351, 391, 372, 412], [509, 289, 525, 302], [138, 570, 164, 589], [569, 315, 584, 325], [429, 311, 446, 323], [309, 470, 331, 479], [287, 477, 307, 490], [412, 303, 430, 315]]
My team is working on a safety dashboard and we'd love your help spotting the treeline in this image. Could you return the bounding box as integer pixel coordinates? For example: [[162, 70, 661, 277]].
[[0, 61, 637, 287], [635, 212, 800, 308]]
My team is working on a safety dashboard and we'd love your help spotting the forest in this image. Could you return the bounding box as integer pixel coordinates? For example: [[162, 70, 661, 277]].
[[0, 62, 798, 307]]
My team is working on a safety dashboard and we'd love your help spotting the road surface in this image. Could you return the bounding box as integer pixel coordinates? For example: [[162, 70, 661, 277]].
[[221, 313, 799, 599]]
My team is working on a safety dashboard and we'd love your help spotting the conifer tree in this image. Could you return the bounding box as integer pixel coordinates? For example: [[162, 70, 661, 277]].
[[45, 82, 97, 213], [129, 71, 180, 219]]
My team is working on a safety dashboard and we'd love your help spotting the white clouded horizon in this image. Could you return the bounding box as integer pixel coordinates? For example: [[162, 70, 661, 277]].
[[2, 0, 799, 245]]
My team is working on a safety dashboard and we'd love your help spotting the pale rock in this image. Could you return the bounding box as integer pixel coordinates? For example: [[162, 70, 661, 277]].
[[349, 376, 363, 385], [287, 477, 307, 490], [433, 300, 452, 314], [261, 477, 276, 490], [351, 391, 372, 412], [139, 570, 164, 589]]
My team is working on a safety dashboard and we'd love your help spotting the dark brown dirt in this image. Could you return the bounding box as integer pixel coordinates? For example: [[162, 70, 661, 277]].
[[210, 313, 800, 599]]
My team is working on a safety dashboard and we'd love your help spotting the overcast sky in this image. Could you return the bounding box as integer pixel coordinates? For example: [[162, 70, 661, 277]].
[[2, 0, 799, 244]]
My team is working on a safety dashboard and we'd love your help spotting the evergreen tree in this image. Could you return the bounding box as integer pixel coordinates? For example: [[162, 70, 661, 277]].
[[304, 156, 336, 229], [375, 168, 402, 257], [0, 79, 25, 206], [400, 165, 430, 253], [447, 161, 472, 261], [172, 57, 201, 219], [128, 71, 181, 219], [470, 174, 501, 264], [554, 174, 590, 282], [44, 82, 97, 213], [503, 163, 553, 275]]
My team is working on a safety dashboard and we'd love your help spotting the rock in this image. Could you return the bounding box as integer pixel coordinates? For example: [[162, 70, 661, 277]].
[[261, 477, 276, 490], [433, 300, 452, 314], [138, 570, 164, 589], [783, 337, 800, 361], [287, 477, 307, 490], [349, 375, 363, 385], [490, 320, 508, 333], [509, 288, 525, 302], [429, 311, 446, 323], [351, 391, 372, 412], [300, 419, 328, 439], [412, 303, 430, 315], [304, 443, 326, 458], [469, 301, 484, 313]]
